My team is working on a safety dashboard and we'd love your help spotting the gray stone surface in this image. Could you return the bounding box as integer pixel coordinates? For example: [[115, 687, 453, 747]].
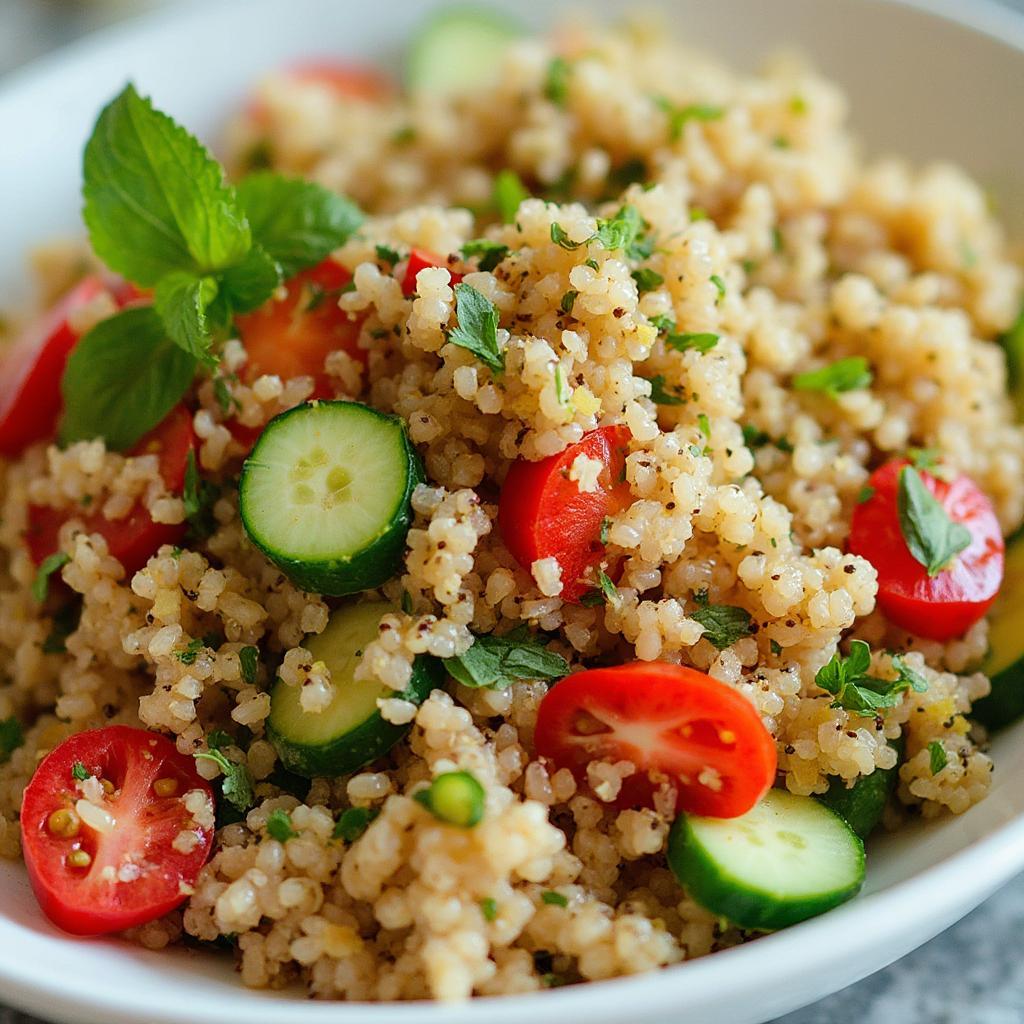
[[2, 1, 1024, 1021]]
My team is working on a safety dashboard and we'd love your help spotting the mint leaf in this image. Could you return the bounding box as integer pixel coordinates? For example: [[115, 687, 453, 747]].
[[239, 646, 260, 686], [461, 239, 509, 272], [580, 568, 621, 608], [928, 740, 948, 775], [32, 552, 71, 603], [690, 589, 753, 649], [494, 169, 529, 224], [194, 746, 255, 813], [0, 719, 24, 764], [595, 205, 647, 258], [814, 640, 923, 717], [266, 808, 298, 842], [333, 806, 378, 842], [632, 268, 664, 292], [176, 637, 205, 665], [83, 84, 250, 286], [235, 172, 363, 279], [891, 654, 929, 694], [154, 272, 218, 366], [449, 283, 503, 373], [644, 374, 685, 406], [71, 761, 90, 781], [794, 356, 872, 399], [444, 627, 569, 689], [218, 244, 281, 313], [60, 306, 196, 451], [897, 466, 971, 577], [666, 331, 718, 354]]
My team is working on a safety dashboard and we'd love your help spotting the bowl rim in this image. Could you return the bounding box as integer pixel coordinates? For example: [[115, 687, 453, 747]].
[[2, 0, 1024, 1021]]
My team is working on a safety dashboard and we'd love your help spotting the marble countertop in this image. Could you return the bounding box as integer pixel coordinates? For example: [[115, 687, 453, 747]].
[[2, 1, 1024, 1021]]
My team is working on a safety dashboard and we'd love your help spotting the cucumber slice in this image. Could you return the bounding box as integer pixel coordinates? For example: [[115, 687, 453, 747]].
[[268, 601, 443, 778], [239, 401, 423, 596], [668, 789, 865, 932], [407, 6, 523, 95], [816, 735, 904, 839], [973, 536, 1024, 730], [999, 305, 1024, 419]]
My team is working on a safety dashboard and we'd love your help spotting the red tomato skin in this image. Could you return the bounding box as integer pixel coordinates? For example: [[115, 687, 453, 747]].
[[0, 276, 114, 457], [535, 662, 777, 818], [498, 426, 632, 603], [21, 726, 215, 936], [848, 460, 1004, 641], [248, 59, 392, 121], [25, 405, 195, 573], [235, 260, 365, 397], [401, 249, 462, 297]]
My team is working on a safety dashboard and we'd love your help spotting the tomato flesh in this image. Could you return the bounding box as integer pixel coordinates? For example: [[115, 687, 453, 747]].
[[498, 425, 632, 603], [0, 276, 137, 457], [848, 460, 1004, 641], [402, 248, 462, 297], [21, 726, 215, 936], [25, 404, 196, 574], [235, 260, 365, 397], [248, 59, 392, 121], [535, 662, 777, 818]]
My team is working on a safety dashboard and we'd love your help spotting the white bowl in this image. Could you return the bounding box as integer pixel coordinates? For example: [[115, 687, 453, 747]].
[[2, 0, 1024, 1021]]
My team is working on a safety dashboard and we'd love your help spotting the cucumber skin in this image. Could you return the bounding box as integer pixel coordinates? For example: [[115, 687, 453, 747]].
[[239, 402, 424, 597], [816, 735, 904, 839], [971, 662, 1024, 731], [268, 654, 444, 779], [667, 803, 865, 932]]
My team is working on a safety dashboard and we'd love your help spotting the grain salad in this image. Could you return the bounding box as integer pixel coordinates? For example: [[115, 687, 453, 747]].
[[2, 7, 1024, 1003]]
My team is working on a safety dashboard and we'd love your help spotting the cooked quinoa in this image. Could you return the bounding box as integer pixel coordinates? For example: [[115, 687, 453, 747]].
[[1, 14, 1023, 1002]]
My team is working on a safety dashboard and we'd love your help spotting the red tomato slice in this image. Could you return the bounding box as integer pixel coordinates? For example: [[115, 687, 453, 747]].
[[248, 59, 393, 121], [21, 725, 215, 936], [235, 260, 365, 399], [25, 404, 195, 573], [498, 425, 632, 603], [0, 276, 136, 457], [848, 459, 1003, 641], [535, 662, 777, 818], [401, 248, 463, 297]]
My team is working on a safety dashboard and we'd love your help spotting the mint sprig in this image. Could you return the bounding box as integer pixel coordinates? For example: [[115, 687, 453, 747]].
[[896, 466, 971, 577]]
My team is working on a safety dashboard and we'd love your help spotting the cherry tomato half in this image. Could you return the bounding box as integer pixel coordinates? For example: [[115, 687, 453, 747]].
[[848, 460, 1003, 641], [248, 59, 393, 122], [0, 276, 138, 457], [499, 425, 632, 603], [25, 404, 196, 574], [401, 248, 462, 297], [21, 725, 215, 936], [235, 260, 365, 399], [535, 662, 777, 818]]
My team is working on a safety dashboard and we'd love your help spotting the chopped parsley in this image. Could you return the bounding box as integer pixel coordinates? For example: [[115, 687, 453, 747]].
[[632, 267, 664, 293], [896, 466, 971, 577], [742, 424, 771, 449], [654, 97, 724, 141], [580, 569, 621, 608], [908, 447, 940, 471], [697, 413, 711, 442], [374, 244, 401, 267], [213, 375, 239, 415], [667, 331, 719, 354], [0, 719, 24, 764], [176, 637, 205, 665], [770, 639, 783, 657], [649, 313, 676, 334], [541, 890, 569, 907], [709, 274, 727, 301], [493, 169, 529, 224], [479, 897, 499, 922], [239, 645, 260, 686], [599, 516, 612, 545], [195, 736, 256, 814], [183, 450, 221, 540], [444, 626, 569, 690], [690, 589, 753, 649], [560, 289, 578, 314], [544, 56, 571, 107], [928, 741, 948, 775], [857, 485, 876, 505], [32, 552, 71, 604], [333, 806, 379, 842], [793, 357, 872, 399], [71, 761, 90, 781], [554, 365, 571, 406], [42, 602, 81, 655], [814, 641, 927, 717], [401, 589, 414, 615], [551, 205, 651, 261], [448, 283, 504, 373], [644, 374, 686, 406], [266, 808, 298, 843], [461, 239, 509, 272]]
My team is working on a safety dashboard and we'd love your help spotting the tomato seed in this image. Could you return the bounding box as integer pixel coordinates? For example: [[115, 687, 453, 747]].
[[67, 849, 92, 869], [153, 777, 178, 797], [47, 808, 80, 838]]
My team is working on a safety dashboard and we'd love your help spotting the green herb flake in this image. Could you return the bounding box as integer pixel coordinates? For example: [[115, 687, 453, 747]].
[[401, 590, 414, 615], [195, 744, 256, 813], [544, 56, 571, 107], [554, 365, 571, 406], [689, 206, 709, 222], [176, 637, 205, 666], [479, 897, 499, 922], [493, 169, 529, 225], [596, 569, 620, 606], [690, 589, 753, 649], [449, 283, 504, 373], [391, 125, 416, 145], [770, 639, 783, 657], [667, 331, 719, 354], [71, 761, 90, 782], [742, 424, 771, 449], [584, 258, 600, 271], [333, 806, 379, 842], [32, 552, 71, 604], [709, 274, 727, 301], [560, 289, 579, 314], [551, 222, 584, 250], [375, 244, 401, 267], [266, 808, 298, 843], [857, 485, 876, 505], [790, 95, 808, 115], [444, 627, 569, 690], [697, 412, 711, 440], [239, 645, 260, 686], [632, 268, 665, 293], [0, 719, 24, 764], [541, 890, 569, 907], [896, 466, 971, 577], [814, 640, 924, 717], [213, 376, 238, 415], [461, 239, 509, 272], [794, 356, 872, 399], [42, 603, 80, 655], [771, 226, 784, 253], [599, 516, 612, 545], [928, 740, 948, 775], [655, 97, 724, 141], [908, 447, 940, 471], [649, 313, 676, 334], [644, 374, 686, 406], [182, 449, 221, 540]]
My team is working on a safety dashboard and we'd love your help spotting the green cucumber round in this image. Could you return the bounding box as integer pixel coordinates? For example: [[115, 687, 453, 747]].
[[668, 788, 865, 932], [268, 601, 442, 778], [816, 734, 904, 839], [239, 401, 423, 596]]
